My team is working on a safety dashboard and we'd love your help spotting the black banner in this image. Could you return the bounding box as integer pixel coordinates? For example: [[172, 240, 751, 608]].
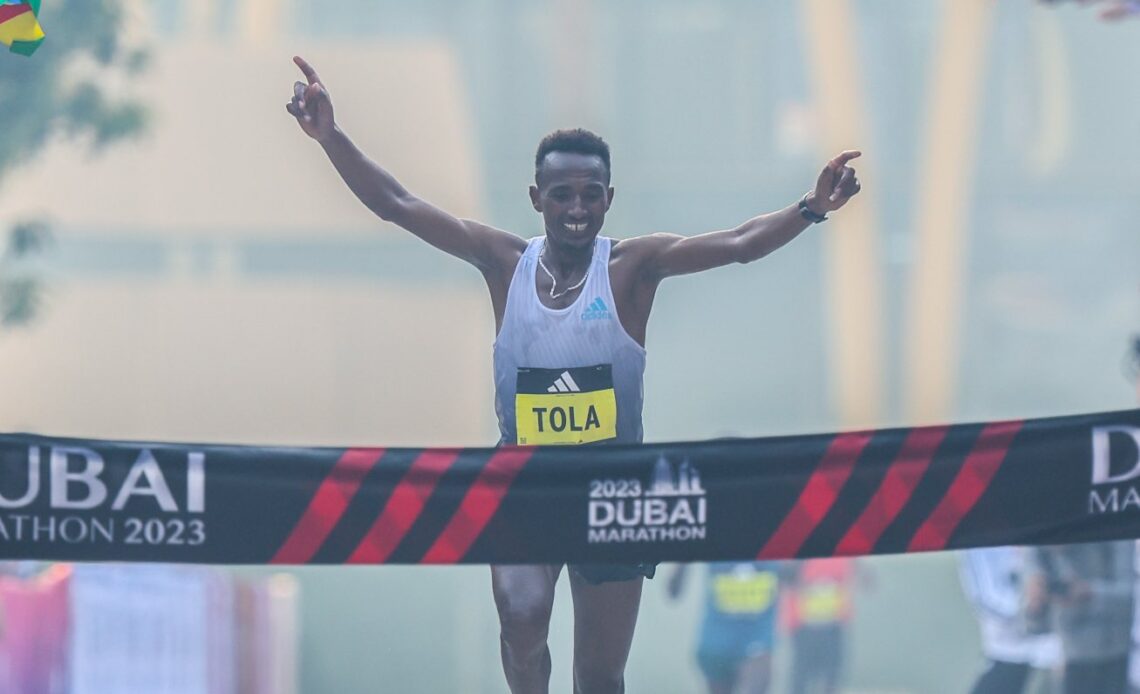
[[1, 408, 1139, 565]]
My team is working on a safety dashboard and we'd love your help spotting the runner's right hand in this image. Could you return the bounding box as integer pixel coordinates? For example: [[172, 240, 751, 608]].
[[286, 56, 335, 142]]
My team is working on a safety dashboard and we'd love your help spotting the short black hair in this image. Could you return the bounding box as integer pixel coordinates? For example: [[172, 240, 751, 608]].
[[535, 128, 611, 183]]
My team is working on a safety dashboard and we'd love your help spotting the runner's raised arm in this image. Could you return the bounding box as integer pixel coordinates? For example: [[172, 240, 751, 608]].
[[285, 56, 522, 272]]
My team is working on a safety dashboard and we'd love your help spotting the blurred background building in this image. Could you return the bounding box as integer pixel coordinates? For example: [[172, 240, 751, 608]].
[[0, 0, 1137, 691]]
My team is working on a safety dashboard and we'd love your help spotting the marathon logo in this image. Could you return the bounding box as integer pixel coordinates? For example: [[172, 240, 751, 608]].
[[587, 455, 707, 544]]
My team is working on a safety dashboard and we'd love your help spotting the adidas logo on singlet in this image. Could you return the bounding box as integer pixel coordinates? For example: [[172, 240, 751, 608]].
[[581, 297, 612, 321], [547, 371, 582, 393]]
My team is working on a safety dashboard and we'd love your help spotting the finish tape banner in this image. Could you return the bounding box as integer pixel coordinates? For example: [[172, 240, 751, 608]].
[[1, 408, 1139, 565]]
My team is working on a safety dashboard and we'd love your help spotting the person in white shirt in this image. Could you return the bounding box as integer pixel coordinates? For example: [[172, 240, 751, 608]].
[[960, 547, 1061, 694]]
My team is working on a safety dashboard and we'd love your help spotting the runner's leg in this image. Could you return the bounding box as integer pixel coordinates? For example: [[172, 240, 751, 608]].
[[492, 564, 563, 694], [567, 570, 643, 694]]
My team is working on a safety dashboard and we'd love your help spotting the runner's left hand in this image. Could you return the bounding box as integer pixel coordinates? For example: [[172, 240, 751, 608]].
[[805, 150, 862, 215]]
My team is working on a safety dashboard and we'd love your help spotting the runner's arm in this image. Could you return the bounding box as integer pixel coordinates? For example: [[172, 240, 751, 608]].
[[287, 56, 518, 271], [317, 128, 517, 269], [666, 563, 689, 600], [634, 151, 862, 281]]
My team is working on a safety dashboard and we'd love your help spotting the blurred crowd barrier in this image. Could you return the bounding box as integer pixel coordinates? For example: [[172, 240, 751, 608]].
[[0, 563, 298, 694]]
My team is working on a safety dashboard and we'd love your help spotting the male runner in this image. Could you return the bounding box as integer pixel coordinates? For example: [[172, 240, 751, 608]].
[[667, 562, 781, 694], [782, 558, 865, 694], [286, 55, 862, 694]]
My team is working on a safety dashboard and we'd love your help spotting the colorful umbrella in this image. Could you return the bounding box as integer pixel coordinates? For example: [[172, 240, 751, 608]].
[[0, 0, 44, 56]]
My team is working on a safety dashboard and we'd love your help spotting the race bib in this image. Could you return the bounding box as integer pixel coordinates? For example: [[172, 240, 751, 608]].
[[798, 581, 845, 624], [515, 365, 617, 445], [712, 565, 778, 615]]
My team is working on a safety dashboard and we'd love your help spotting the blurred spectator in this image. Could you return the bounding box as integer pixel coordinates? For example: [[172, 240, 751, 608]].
[[780, 558, 871, 694], [1026, 541, 1134, 694], [959, 547, 1061, 694], [1129, 541, 1140, 694], [667, 562, 781, 694], [1126, 335, 1140, 694]]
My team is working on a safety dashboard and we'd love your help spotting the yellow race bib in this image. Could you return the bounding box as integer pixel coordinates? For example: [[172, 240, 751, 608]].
[[712, 567, 778, 615], [515, 365, 617, 445], [799, 582, 845, 624]]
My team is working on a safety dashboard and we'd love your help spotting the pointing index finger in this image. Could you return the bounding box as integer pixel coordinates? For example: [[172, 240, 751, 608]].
[[293, 55, 322, 86], [828, 150, 862, 170]]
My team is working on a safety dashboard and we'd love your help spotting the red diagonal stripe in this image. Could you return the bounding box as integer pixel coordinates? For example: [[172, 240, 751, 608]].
[[271, 448, 384, 564], [346, 449, 461, 564], [757, 431, 873, 560], [834, 426, 949, 556], [420, 447, 534, 564], [907, 420, 1023, 552], [0, 5, 31, 23]]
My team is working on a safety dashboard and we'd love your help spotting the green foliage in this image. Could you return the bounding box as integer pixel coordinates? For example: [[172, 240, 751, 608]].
[[0, 220, 51, 327], [0, 0, 149, 328]]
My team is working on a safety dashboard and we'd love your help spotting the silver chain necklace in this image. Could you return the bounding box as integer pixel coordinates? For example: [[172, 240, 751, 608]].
[[538, 247, 592, 300]]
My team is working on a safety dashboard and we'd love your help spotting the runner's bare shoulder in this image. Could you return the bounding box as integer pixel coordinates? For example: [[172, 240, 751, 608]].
[[461, 219, 527, 273]]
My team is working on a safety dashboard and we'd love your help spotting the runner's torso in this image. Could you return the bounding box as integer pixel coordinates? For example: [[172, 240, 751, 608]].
[[493, 236, 647, 445]]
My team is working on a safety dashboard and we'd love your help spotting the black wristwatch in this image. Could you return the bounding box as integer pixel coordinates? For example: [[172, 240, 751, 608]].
[[798, 193, 827, 224]]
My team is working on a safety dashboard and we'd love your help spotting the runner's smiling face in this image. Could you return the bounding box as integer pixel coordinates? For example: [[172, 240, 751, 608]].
[[530, 152, 614, 253]]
